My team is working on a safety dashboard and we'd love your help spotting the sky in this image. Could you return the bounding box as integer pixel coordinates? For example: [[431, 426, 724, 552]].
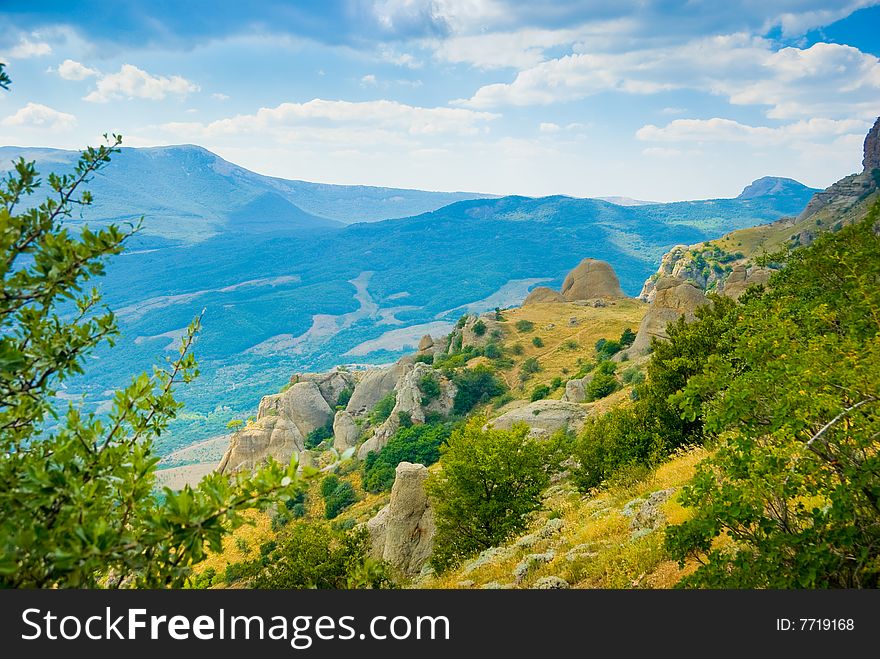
[[0, 1, 878, 201]]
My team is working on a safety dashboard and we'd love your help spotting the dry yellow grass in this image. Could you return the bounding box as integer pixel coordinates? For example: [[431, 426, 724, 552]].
[[489, 299, 647, 393], [423, 446, 708, 590]]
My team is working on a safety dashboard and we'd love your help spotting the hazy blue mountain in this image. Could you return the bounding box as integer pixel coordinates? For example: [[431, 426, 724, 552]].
[[0, 145, 495, 240], [5, 144, 818, 454]]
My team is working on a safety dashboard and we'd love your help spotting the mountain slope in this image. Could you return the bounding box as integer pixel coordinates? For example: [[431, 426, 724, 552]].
[[0, 145, 495, 239]]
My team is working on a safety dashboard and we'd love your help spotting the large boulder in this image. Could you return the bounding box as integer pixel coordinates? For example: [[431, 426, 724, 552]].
[[290, 370, 356, 409], [561, 375, 592, 403], [281, 381, 333, 437], [216, 417, 303, 475], [523, 286, 564, 306], [720, 264, 773, 300], [332, 410, 360, 452], [630, 276, 708, 355], [366, 462, 435, 577], [346, 363, 405, 417], [561, 258, 626, 301], [492, 399, 588, 437], [357, 362, 456, 459]]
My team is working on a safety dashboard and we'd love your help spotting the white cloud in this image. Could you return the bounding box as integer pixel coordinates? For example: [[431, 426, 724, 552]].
[[378, 46, 423, 69], [84, 64, 200, 102], [1, 103, 76, 131], [6, 37, 52, 59], [456, 35, 880, 121], [158, 98, 499, 147], [538, 122, 561, 133], [361, 74, 378, 86], [211, 92, 230, 101], [430, 26, 582, 70], [57, 59, 99, 81], [636, 117, 870, 146], [642, 147, 683, 157]]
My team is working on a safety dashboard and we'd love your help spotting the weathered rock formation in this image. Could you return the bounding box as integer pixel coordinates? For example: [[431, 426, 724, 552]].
[[631, 276, 708, 355], [561, 374, 593, 403], [358, 361, 456, 458], [417, 334, 434, 352], [345, 362, 406, 417], [561, 258, 626, 301], [719, 264, 773, 300], [366, 462, 435, 577], [332, 410, 359, 452], [523, 286, 565, 305], [864, 116, 879, 173], [491, 399, 588, 437], [217, 417, 303, 474]]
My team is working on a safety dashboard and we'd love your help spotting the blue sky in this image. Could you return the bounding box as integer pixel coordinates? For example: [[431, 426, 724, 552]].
[[0, 1, 878, 201]]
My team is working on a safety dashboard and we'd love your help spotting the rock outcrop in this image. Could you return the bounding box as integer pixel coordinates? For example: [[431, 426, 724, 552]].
[[217, 417, 304, 475], [561, 258, 626, 301], [287, 370, 357, 409], [417, 335, 434, 352], [561, 375, 592, 403], [491, 399, 588, 437], [719, 264, 773, 300], [332, 410, 359, 452], [864, 116, 880, 173], [631, 276, 708, 355], [523, 286, 565, 305], [358, 361, 456, 458], [282, 381, 334, 437], [345, 362, 406, 417], [366, 462, 435, 577]]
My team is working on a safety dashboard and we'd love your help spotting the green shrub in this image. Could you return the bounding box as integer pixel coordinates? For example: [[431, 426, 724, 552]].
[[414, 353, 434, 365], [419, 373, 441, 404], [532, 336, 544, 348], [451, 365, 507, 415], [305, 420, 334, 449], [620, 328, 636, 347], [238, 524, 393, 589], [336, 386, 354, 408], [321, 476, 357, 520], [515, 319, 535, 332], [562, 339, 578, 350], [484, 342, 502, 359], [490, 328, 503, 340], [427, 418, 566, 571], [472, 319, 487, 336], [595, 337, 622, 360], [511, 343, 525, 356], [550, 376, 563, 390], [369, 392, 397, 425], [530, 384, 550, 401], [585, 372, 618, 401], [622, 367, 645, 385], [362, 422, 453, 493]]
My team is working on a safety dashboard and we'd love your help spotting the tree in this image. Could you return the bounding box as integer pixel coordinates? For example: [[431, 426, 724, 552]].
[[451, 365, 506, 415], [362, 422, 452, 492], [234, 524, 392, 589], [0, 63, 295, 588], [666, 207, 880, 587], [427, 417, 565, 570]]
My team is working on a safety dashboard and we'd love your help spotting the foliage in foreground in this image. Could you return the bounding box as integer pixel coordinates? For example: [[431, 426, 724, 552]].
[[222, 523, 393, 589], [427, 417, 566, 571], [666, 206, 880, 587], [0, 64, 294, 588]]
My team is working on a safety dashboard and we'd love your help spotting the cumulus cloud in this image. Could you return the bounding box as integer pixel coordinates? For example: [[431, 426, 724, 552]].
[[211, 92, 230, 101], [636, 117, 871, 146], [84, 64, 199, 102], [538, 122, 561, 133], [456, 36, 880, 121], [159, 98, 499, 148], [57, 59, 99, 81], [5, 37, 52, 59], [1, 103, 76, 131]]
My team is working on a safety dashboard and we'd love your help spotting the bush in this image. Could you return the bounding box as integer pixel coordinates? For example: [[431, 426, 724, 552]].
[[305, 420, 334, 449], [321, 475, 357, 520], [419, 373, 441, 404], [414, 353, 434, 365], [237, 524, 393, 589], [362, 422, 453, 493], [511, 343, 525, 356], [620, 327, 636, 348], [427, 418, 566, 571], [472, 319, 487, 336], [585, 372, 618, 401], [369, 392, 397, 425], [484, 342, 502, 359], [451, 365, 507, 415], [530, 384, 550, 401], [562, 339, 578, 351], [531, 336, 544, 348], [550, 376, 563, 390], [519, 357, 540, 383], [515, 319, 535, 332], [336, 386, 354, 408], [622, 367, 645, 385], [595, 338, 622, 360]]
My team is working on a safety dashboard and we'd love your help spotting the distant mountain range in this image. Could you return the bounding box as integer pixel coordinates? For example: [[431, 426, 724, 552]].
[[1, 144, 820, 452]]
